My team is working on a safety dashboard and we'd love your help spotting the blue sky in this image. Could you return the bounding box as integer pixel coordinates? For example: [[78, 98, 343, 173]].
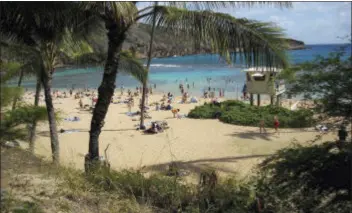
[[137, 2, 351, 45]]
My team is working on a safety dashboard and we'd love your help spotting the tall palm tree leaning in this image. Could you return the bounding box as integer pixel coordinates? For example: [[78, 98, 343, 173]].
[[139, 1, 158, 129], [86, 2, 292, 169], [0, 2, 97, 164]]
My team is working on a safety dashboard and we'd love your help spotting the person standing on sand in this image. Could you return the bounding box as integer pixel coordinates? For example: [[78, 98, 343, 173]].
[[242, 83, 247, 100], [172, 108, 180, 118], [127, 100, 132, 112], [274, 116, 280, 134], [259, 118, 266, 134], [79, 99, 83, 108], [338, 125, 348, 146]]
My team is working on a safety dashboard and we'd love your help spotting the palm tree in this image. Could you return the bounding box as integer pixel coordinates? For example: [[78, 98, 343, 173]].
[[139, 2, 158, 129], [1, 38, 47, 152], [86, 2, 292, 166], [0, 2, 98, 164]]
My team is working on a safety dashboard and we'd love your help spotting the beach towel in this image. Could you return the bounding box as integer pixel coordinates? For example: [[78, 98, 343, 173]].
[[177, 114, 187, 119], [315, 124, 328, 132], [126, 112, 138, 117], [64, 117, 80, 122]]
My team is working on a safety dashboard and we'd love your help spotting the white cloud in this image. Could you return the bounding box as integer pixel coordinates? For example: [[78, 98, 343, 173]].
[[269, 16, 294, 29]]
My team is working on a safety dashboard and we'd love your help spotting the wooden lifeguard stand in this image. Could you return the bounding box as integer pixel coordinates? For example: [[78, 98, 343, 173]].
[[243, 67, 285, 106]]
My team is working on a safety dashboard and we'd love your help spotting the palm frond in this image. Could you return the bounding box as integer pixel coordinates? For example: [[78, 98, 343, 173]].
[[59, 29, 94, 62], [167, 1, 292, 10], [0, 105, 49, 142], [142, 6, 289, 68], [0, 87, 24, 108], [119, 50, 148, 84], [0, 61, 23, 82], [82, 2, 138, 26]]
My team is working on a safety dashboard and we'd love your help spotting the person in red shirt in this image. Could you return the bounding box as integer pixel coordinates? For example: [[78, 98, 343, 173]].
[[274, 116, 280, 135]]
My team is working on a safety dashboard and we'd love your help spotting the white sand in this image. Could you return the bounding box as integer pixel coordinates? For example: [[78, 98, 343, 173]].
[[21, 91, 336, 181]]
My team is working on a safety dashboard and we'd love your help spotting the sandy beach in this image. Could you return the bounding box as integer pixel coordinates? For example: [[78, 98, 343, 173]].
[[21, 90, 336, 181]]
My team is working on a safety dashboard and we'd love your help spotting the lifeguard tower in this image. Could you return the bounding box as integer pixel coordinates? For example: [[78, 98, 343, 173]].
[[243, 67, 285, 106]]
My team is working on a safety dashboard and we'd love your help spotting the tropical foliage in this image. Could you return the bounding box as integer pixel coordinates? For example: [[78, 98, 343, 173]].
[[0, 2, 99, 163], [0, 61, 48, 143], [282, 45, 352, 121], [188, 100, 315, 128], [256, 141, 352, 213]]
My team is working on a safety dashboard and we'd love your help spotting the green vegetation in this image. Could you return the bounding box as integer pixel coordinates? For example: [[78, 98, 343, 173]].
[[256, 141, 352, 213], [3, 141, 351, 213], [0, 61, 49, 144], [282, 45, 351, 138], [188, 100, 315, 128]]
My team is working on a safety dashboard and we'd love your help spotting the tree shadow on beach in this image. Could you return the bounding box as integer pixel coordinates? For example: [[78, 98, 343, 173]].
[[226, 130, 273, 141], [37, 128, 136, 137], [142, 154, 271, 175]]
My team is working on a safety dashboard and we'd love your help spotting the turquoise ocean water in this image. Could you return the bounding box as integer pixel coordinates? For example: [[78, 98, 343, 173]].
[[19, 44, 351, 98]]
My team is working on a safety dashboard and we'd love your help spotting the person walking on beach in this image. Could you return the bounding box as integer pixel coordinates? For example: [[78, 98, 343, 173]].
[[121, 85, 124, 95], [242, 83, 247, 100], [337, 125, 348, 148], [172, 108, 180, 118], [127, 100, 132, 113], [274, 116, 280, 135], [259, 118, 266, 134]]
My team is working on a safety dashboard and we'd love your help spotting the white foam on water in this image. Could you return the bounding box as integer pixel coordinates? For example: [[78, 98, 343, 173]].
[[147, 64, 181, 68]]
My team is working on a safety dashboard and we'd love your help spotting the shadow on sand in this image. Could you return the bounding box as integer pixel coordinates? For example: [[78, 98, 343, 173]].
[[226, 130, 273, 141], [37, 128, 136, 137], [142, 154, 271, 175]]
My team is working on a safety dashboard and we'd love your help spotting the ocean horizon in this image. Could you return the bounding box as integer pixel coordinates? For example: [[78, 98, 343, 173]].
[[17, 43, 351, 99]]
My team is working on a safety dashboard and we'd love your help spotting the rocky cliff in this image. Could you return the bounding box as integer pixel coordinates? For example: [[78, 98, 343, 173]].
[[86, 23, 305, 60]]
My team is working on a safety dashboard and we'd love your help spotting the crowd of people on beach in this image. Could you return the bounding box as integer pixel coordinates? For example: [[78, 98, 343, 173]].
[[41, 80, 286, 135]]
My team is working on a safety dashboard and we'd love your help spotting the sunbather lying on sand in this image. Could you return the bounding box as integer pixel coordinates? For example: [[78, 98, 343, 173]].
[[144, 122, 163, 134]]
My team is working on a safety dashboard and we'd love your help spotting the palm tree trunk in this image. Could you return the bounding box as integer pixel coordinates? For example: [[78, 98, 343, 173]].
[[140, 2, 158, 129], [29, 75, 41, 153], [88, 20, 126, 163], [41, 69, 59, 164], [139, 82, 147, 129], [12, 68, 24, 110]]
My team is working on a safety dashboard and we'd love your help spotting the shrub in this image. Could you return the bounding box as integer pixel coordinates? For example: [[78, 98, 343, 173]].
[[79, 168, 256, 212], [188, 100, 315, 128], [255, 142, 352, 213]]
